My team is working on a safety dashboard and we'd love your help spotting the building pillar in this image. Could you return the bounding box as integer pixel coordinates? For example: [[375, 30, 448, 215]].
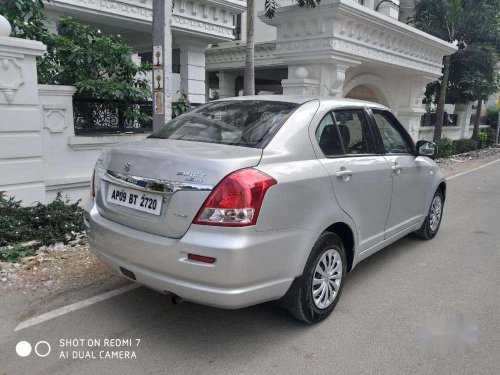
[[454, 102, 473, 139], [394, 78, 429, 141], [282, 63, 355, 97], [217, 71, 237, 98], [364, 0, 375, 10], [179, 39, 207, 104], [205, 71, 210, 101], [282, 78, 320, 95], [397, 108, 426, 141], [321, 63, 352, 97], [282, 66, 319, 95], [0, 15, 47, 204], [152, 0, 172, 128], [376, 0, 400, 19]]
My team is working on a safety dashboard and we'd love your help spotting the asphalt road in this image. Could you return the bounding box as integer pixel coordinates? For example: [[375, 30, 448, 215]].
[[1, 161, 499, 375]]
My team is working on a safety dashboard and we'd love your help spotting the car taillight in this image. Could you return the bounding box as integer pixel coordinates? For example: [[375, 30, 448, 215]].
[[193, 168, 277, 227], [91, 168, 96, 197]]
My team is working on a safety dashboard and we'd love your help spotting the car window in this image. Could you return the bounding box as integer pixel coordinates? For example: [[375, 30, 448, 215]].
[[149, 100, 298, 148], [315, 113, 344, 156], [332, 109, 374, 154], [372, 110, 413, 154]]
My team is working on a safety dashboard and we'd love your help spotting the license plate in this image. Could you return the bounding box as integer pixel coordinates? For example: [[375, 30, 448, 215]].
[[106, 184, 162, 216]]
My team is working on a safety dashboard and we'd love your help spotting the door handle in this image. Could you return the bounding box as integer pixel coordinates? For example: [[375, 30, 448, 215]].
[[392, 164, 402, 175], [336, 169, 353, 178]]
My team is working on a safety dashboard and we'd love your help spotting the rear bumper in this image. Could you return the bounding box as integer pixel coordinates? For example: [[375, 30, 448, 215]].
[[83, 199, 313, 309]]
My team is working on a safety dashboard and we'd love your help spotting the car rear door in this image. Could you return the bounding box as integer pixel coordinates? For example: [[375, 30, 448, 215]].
[[368, 108, 430, 238], [313, 107, 393, 253]]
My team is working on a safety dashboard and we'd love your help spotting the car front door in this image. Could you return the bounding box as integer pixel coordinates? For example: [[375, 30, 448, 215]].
[[313, 108, 393, 253], [369, 108, 430, 238]]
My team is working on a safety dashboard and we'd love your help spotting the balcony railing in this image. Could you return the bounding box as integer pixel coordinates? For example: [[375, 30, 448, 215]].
[[421, 112, 458, 127], [73, 98, 153, 135]]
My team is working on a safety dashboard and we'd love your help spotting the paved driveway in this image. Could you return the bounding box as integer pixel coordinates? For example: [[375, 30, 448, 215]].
[[1, 161, 499, 375]]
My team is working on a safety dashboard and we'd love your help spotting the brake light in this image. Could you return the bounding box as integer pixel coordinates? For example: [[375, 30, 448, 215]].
[[91, 168, 96, 197], [193, 168, 277, 227], [188, 253, 216, 264]]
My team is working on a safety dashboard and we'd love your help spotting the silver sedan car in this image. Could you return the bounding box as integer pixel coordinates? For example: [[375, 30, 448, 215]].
[[83, 96, 445, 323]]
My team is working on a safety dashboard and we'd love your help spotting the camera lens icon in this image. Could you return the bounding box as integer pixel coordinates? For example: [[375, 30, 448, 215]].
[[16, 341, 51, 357], [35, 341, 51, 357], [16, 341, 32, 357]]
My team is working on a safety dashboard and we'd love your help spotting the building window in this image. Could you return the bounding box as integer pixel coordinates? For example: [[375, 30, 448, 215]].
[[233, 14, 242, 40], [138, 51, 152, 64], [172, 49, 180, 74]]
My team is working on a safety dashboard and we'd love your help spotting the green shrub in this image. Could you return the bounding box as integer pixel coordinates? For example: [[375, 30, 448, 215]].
[[172, 92, 191, 119], [476, 129, 496, 148], [0, 1, 152, 125], [483, 128, 497, 146], [452, 138, 478, 154], [436, 138, 454, 158], [477, 131, 488, 148], [485, 108, 499, 128], [0, 0, 46, 41], [0, 244, 34, 263], [0, 193, 85, 249]]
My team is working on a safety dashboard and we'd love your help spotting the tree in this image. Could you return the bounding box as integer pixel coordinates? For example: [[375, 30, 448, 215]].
[[46, 17, 151, 125], [411, 0, 462, 141], [1, 1, 151, 124], [0, 0, 46, 40], [242, 0, 321, 95], [470, 70, 500, 139], [411, 0, 500, 141], [42, 18, 150, 102], [445, 43, 499, 139]]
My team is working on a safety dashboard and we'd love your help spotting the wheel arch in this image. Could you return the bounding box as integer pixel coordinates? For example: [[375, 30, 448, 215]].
[[325, 222, 356, 273], [438, 181, 446, 201]]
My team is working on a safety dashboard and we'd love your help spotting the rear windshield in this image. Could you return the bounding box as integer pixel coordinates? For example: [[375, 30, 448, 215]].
[[148, 100, 298, 148]]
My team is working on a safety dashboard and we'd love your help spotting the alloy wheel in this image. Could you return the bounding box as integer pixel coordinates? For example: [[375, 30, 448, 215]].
[[312, 249, 343, 309], [429, 195, 442, 232]]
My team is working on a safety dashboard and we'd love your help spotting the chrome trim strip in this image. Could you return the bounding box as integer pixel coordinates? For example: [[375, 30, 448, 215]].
[[101, 169, 213, 195]]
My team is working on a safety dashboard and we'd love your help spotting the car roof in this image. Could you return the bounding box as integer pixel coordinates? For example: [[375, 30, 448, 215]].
[[216, 95, 389, 110]]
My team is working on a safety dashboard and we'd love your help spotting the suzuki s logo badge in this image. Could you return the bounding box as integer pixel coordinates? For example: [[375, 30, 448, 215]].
[[124, 162, 131, 173]]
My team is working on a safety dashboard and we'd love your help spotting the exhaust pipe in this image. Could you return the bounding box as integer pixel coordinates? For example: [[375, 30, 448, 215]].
[[171, 294, 184, 305]]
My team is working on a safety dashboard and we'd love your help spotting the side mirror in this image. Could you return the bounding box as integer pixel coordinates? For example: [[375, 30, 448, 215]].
[[415, 140, 438, 159]]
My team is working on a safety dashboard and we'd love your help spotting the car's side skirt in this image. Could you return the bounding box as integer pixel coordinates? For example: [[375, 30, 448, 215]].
[[354, 221, 422, 265]]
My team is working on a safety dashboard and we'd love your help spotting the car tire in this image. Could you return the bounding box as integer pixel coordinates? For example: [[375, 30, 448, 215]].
[[282, 232, 346, 324], [415, 188, 444, 240]]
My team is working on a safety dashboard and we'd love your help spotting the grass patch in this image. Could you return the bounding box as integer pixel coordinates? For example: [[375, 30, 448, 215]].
[[0, 244, 35, 263]]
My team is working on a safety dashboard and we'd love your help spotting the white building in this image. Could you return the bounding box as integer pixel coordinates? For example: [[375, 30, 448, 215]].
[[1, 0, 487, 204], [207, 0, 459, 141], [41, 0, 247, 104], [39, 0, 466, 141], [0, 0, 246, 203]]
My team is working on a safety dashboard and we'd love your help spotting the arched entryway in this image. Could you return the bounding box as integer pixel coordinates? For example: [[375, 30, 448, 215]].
[[343, 74, 397, 112], [345, 85, 388, 106]]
